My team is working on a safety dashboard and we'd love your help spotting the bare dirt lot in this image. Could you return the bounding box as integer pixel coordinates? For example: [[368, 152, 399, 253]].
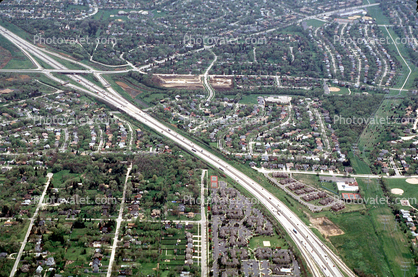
[[116, 81, 142, 98], [329, 87, 341, 92], [5, 75, 31, 82], [310, 216, 344, 237], [390, 188, 404, 195], [209, 76, 234, 90], [406, 178, 418, 184], [152, 75, 203, 89], [0, 46, 12, 69]]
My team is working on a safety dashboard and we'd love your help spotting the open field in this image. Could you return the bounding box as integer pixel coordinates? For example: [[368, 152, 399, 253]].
[[290, 173, 414, 276], [384, 178, 418, 206], [366, 6, 391, 25], [239, 94, 261, 104], [381, 26, 417, 91], [348, 152, 373, 175], [310, 217, 344, 237], [304, 19, 326, 28], [0, 35, 35, 69], [329, 86, 351, 95]]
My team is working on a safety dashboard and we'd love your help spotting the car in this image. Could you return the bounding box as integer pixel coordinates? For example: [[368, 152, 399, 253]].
[[192, 148, 197, 152]]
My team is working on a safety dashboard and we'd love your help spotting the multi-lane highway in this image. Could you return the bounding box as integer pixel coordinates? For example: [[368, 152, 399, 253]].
[[121, 104, 355, 277], [0, 25, 355, 277]]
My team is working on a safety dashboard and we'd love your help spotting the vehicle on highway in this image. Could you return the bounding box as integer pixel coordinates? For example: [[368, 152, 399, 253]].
[[293, 229, 297, 234], [191, 148, 197, 152], [219, 167, 224, 171]]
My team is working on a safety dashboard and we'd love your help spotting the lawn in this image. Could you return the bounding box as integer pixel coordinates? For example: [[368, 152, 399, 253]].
[[366, 6, 391, 25], [304, 19, 326, 28], [51, 170, 81, 188], [248, 235, 287, 249], [383, 177, 418, 205], [291, 174, 319, 187], [239, 94, 261, 104], [328, 86, 351, 95]]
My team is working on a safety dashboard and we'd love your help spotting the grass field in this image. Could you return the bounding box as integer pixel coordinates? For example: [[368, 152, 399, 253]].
[[248, 235, 287, 249], [51, 170, 81, 188], [357, 178, 414, 276], [34, 73, 66, 89], [239, 94, 261, 104], [366, 6, 391, 25], [46, 53, 87, 70], [304, 19, 326, 28], [348, 151, 372, 174], [357, 97, 402, 164], [0, 36, 35, 69], [106, 73, 170, 108], [292, 174, 319, 187], [308, 177, 415, 276], [0, 20, 33, 42], [381, 26, 418, 91], [383, 177, 418, 205], [288, 173, 415, 276], [328, 86, 351, 95]]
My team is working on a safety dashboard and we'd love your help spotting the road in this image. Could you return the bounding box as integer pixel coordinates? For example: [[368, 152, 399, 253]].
[[117, 106, 353, 277], [200, 170, 208, 277], [0, 25, 355, 277], [9, 173, 53, 277], [203, 48, 217, 102], [106, 163, 132, 277]]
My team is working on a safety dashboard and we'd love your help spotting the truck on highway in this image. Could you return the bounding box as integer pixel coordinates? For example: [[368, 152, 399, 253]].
[[293, 228, 297, 234]]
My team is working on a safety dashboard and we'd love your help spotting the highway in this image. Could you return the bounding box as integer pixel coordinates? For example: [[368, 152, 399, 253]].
[[0, 68, 130, 74], [121, 104, 355, 277], [0, 25, 355, 277]]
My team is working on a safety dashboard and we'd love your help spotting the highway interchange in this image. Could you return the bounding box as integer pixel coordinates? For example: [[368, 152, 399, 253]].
[[0, 24, 356, 277]]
